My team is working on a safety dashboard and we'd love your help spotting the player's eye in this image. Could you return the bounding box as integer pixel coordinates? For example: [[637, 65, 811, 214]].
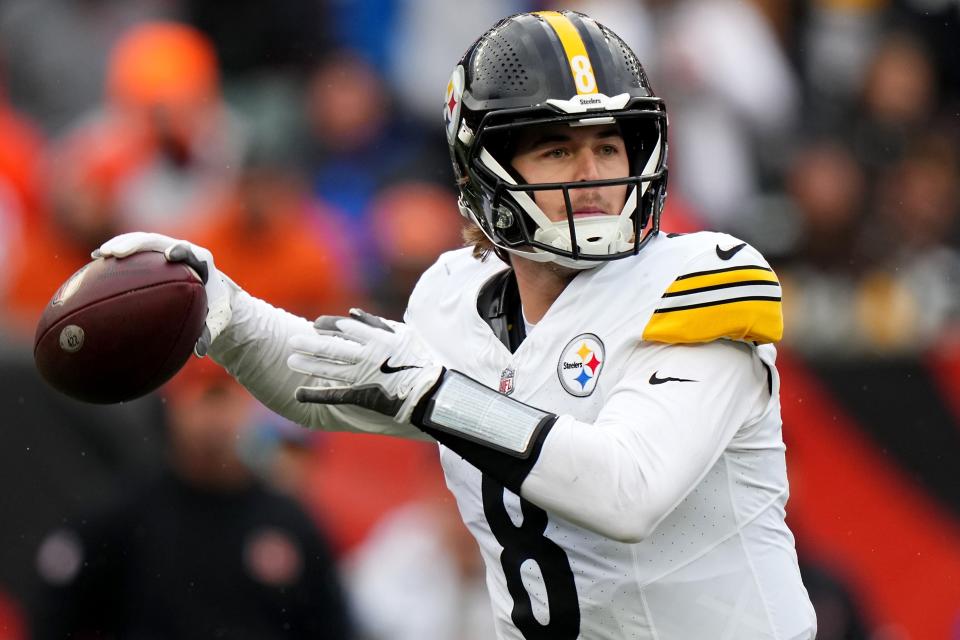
[[598, 144, 620, 156], [542, 147, 569, 159]]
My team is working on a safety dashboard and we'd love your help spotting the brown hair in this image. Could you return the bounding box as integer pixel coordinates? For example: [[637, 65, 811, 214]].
[[462, 223, 496, 261]]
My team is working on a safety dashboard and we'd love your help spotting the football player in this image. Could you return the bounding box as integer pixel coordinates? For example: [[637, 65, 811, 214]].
[[94, 11, 816, 639]]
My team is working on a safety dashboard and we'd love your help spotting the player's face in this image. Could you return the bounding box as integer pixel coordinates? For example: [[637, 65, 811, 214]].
[[510, 124, 629, 223]]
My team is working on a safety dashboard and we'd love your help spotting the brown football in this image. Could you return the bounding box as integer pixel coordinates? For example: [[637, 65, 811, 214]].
[[33, 252, 207, 404]]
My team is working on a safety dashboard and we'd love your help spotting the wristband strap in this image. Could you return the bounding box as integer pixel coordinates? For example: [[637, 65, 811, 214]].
[[413, 370, 556, 458], [411, 370, 558, 493]]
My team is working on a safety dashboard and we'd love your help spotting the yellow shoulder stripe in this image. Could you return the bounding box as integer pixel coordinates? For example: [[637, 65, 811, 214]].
[[644, 264, 783, 344], [666, 265, 778, 294], [643, 299, 784, 344]]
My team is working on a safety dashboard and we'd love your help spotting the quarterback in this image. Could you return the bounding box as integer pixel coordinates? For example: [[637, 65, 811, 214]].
[[95, 11, 816, 640]]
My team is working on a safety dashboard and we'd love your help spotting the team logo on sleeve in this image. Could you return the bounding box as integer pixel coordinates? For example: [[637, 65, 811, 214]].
[[556, 333, 605, 397]]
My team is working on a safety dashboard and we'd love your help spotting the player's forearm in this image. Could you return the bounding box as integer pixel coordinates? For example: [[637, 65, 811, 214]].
[[528, 342, 772, 541], [406, 371, 672, 542], [208, 289, 333, 426], [519, 416, 696, 543], [415, 407, 678, 543], [412, 341, 769, 542], [209, 290, 426, 439]]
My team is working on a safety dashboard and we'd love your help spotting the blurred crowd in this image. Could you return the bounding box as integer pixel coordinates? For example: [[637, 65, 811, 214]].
[[0, 0, 956, 359], [0, 0, 957, 638]]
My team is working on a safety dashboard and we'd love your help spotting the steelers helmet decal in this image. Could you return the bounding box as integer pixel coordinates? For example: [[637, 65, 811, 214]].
[[444, 65, 465, 145]]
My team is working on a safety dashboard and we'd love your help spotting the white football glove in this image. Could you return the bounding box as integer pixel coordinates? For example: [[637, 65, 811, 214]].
[[288, 309, 444, 424], [92, 231, 234, 356]]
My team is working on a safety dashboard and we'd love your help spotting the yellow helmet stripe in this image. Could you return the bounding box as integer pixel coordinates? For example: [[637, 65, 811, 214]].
[[536, 11, 598, 95]]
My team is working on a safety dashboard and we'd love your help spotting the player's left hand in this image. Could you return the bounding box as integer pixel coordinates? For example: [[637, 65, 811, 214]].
[[288, 309, 444, 423]]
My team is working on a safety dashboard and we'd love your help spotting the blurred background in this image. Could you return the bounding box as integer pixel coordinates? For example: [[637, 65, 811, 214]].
[[0, 0, 957, 638]]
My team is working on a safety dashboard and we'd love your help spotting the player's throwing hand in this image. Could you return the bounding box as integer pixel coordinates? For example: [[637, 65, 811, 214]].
[[288, 309, 444, 423]]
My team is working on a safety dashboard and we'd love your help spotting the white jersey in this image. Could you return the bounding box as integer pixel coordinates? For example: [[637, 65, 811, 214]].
[[209, 231, 816, 640], [403, 232, 815, 640]]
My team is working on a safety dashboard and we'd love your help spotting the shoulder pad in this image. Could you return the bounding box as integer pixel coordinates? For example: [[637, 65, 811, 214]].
[[642, 236, 783, 344], [405, 247, 505, 323]]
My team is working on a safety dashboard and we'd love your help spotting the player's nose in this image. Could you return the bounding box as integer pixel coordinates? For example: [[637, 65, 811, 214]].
[[572, 148, 602, 182]]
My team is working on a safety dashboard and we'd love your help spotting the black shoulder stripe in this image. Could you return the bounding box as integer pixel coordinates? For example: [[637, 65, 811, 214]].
[[662, 279, 782, 298], [653, 295, 782, 313], [675, 264, 773, 281]]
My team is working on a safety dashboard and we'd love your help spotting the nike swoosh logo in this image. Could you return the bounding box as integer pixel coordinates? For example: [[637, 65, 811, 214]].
[[649, 371, 697, 385], [379, 358, 422, 374], [716, 242, 747, 260]]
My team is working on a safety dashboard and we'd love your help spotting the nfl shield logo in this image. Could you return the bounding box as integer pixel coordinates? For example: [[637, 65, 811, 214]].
[[499, 367, 515, 395]]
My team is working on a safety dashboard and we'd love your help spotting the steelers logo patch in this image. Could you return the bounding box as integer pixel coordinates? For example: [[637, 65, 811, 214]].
[[444, 65, 465, 145], [557, 333, 605, 397]]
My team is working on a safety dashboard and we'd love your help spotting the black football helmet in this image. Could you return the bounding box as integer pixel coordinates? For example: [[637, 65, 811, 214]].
[[444, 10, 668, 269]]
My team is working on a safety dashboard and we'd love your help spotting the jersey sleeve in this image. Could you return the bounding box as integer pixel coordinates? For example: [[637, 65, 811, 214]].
[[209, 289, 430, 441], [642, 239, 783, 344], [402, 248, 474, 322], [519, 339, 773, 542]]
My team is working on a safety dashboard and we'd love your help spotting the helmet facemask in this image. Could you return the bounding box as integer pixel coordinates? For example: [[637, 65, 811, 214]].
[[464, 104, 667, 269]]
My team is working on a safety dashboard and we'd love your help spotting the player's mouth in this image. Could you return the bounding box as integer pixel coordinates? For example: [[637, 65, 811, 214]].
[[572, 208, 610, 218]]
